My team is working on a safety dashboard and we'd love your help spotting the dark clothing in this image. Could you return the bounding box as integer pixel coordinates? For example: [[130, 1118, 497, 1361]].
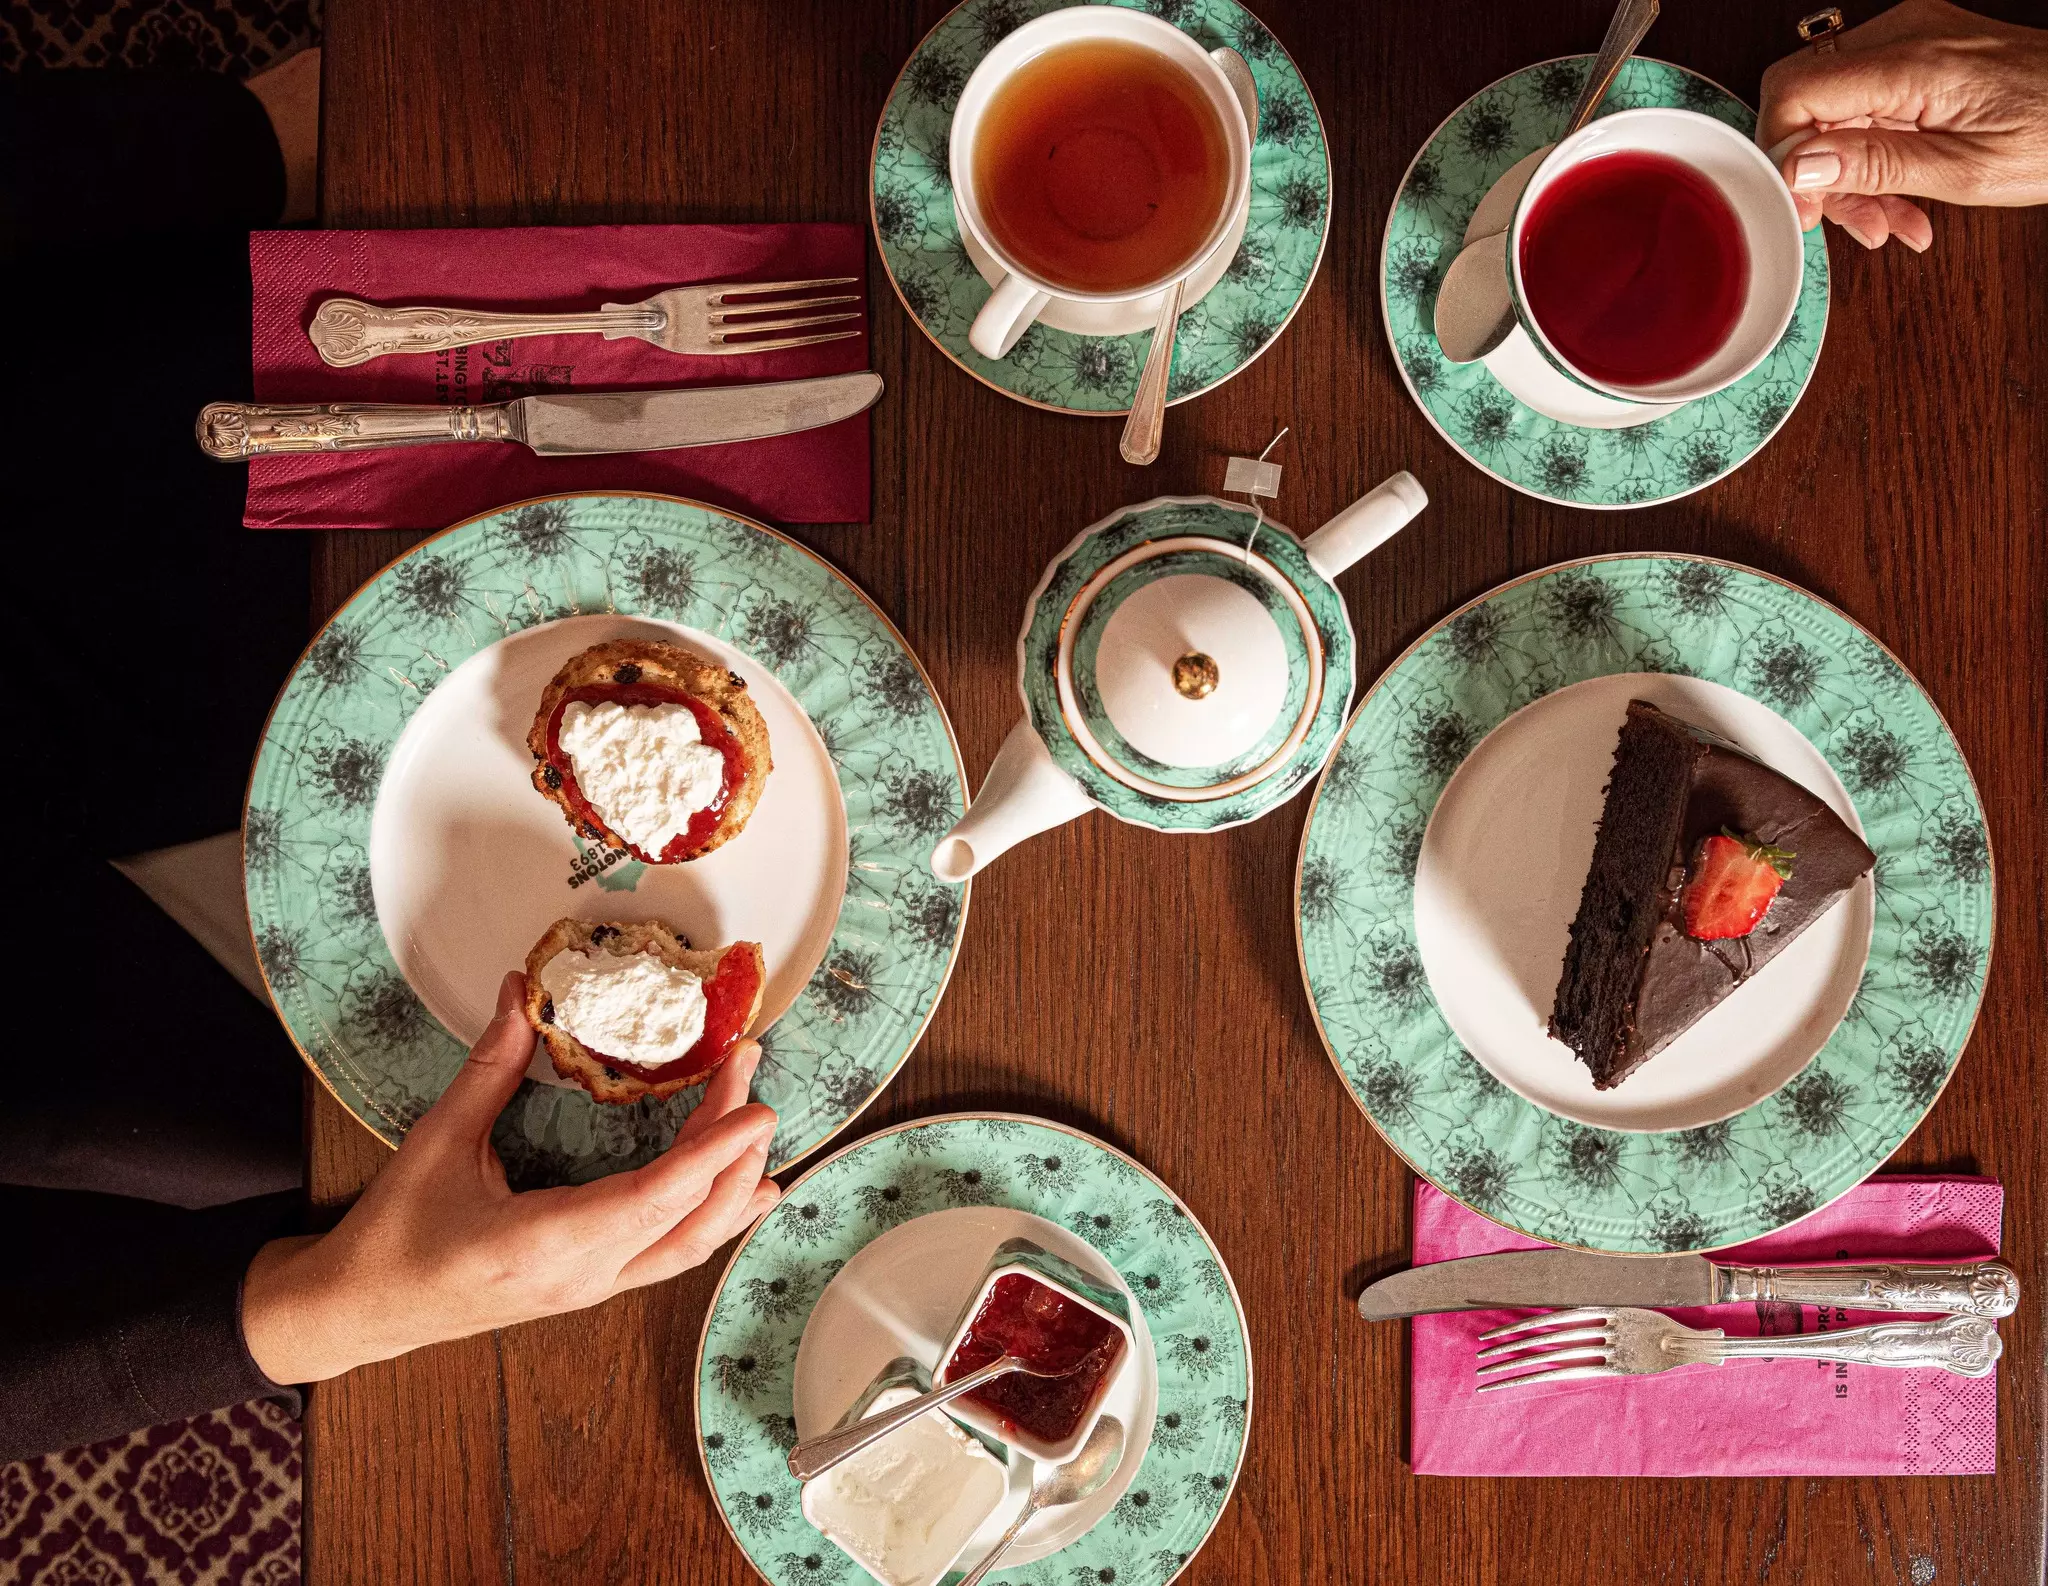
[[0, 67, 312, 1462]]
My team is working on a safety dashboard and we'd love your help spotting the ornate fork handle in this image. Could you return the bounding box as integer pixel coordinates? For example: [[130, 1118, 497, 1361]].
[[308, 296, 663, 366], [1718, 1261, 2019, 1318], [1704, 1315, 2002, 1377], [196, 401, 515, 459]]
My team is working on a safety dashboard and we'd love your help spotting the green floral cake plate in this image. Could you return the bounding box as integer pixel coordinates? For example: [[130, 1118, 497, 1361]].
[[1381, 57, 1830, 507], [696, 1114, 1252, 1586], [1295, 556, 1992, 1252], [872, 0, 1330, 414], [245, 493, 970, 1184]]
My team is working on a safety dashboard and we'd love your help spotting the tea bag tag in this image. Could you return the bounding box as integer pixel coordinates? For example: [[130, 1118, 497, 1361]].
[[1223, 454, 1283, 498], [1225, 428, 1288, 560]]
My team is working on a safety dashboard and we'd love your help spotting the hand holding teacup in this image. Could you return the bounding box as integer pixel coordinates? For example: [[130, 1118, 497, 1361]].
[[1759, 0, 2048, 253]]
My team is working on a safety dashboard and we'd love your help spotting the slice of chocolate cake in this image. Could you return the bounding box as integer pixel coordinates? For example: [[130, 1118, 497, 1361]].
[[1548, 700, 1876, 1089]]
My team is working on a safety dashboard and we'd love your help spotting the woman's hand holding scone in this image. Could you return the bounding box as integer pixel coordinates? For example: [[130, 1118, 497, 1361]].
[[241, 972, 781, 1385]]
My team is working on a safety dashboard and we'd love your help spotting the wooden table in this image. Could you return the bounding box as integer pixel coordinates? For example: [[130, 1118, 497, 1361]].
[[306, 1, 2047, 1580]]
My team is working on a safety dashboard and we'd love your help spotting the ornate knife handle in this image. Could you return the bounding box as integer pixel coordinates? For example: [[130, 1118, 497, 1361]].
[[1707, 1315, 2002, 1378], [308, 296, 661, 366], [195, 401, 515, 459], [1718, 1261, 2019, 1318]]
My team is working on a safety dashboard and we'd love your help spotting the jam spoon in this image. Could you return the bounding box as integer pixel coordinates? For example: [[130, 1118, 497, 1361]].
[[785, 1354, 1081, 1482], [955, 1415, 1127, 1586]]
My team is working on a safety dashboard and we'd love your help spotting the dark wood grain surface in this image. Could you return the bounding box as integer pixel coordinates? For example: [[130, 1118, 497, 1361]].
[[305, 2, 2047, 1581]]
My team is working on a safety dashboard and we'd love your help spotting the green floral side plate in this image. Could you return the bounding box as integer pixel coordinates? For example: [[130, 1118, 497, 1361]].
[[872, 0, 1331, 414], [245, 493, 970, 1184], [1296, 556, 1993, 1252], [1381, 57, 1831, 507], [696, 1114, 1252, 1586]]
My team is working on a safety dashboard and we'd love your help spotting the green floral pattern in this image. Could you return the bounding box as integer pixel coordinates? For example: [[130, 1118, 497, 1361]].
[[1296, 556, 1992, 1251], [1381, 57, 1831, 507], [872, 0, 1330, 413], [246, 494, 970, 1184], [1021, 498, 1353, 829], [697, 1115, 1251, 1586]]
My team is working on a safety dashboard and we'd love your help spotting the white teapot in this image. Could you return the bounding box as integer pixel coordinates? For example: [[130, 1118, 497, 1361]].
[[931, 473, 1427, 882]]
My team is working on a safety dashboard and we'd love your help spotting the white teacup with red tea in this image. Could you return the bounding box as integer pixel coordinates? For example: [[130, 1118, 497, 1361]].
[[1506, 107, 1805, 407], [951, 6, 1253, 361]]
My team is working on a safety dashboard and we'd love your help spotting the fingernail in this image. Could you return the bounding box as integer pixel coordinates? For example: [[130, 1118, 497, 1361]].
[[495, 972, 523, 1017], [1840, 221, 1882, 250], [1791, 151, 1840, 191], [1900, 231, 1930, 254]]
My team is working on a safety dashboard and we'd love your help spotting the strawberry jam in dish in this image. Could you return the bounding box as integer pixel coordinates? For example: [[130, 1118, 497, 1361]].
[[554, 942, 763, 1084], [942, 1273, 1127, 1447], [542, 682, 747, 863]]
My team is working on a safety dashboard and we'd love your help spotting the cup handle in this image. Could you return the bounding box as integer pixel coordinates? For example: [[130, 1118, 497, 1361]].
[[969, 272, 1052, 360]]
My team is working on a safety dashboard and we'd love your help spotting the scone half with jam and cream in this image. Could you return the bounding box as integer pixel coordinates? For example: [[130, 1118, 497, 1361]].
[[527, 639, 773, 864], [523, 918, 766, 1104]]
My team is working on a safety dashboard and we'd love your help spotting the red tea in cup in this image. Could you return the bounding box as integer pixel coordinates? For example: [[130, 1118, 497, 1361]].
[[971, 37, 1232, 295], [1518, 150, 1751, 389]]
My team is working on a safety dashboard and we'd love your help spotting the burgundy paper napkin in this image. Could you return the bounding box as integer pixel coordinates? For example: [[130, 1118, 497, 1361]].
[[1410, 1176, 2001, 1476], [246, 224, 870, 529]]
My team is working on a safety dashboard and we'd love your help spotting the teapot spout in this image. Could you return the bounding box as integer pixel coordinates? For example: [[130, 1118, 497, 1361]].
[[931, 720, 1096, 884]]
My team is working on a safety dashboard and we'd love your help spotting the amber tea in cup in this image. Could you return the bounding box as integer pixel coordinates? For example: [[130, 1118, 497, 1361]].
[[970, 37, 1232, 296]]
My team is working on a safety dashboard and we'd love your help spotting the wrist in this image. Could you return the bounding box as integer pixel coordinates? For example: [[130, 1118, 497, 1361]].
[[242, 1234, 370, 1385]]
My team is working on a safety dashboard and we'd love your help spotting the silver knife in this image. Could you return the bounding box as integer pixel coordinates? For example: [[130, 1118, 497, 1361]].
[[1357, 1250, 2019, 1321], [195, 371, 882, 460]]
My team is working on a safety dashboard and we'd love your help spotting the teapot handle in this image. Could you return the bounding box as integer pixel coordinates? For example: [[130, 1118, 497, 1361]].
[[1303, 472, 1428, 580]]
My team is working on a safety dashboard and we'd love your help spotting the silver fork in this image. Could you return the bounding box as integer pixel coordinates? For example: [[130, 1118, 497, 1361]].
[[307, 278, 862, 367], [1475, 1306, 2002, 1391]]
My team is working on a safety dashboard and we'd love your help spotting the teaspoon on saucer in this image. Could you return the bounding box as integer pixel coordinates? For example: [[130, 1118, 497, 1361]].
[[1120, 46, 1260, 465], [1433, 0, 1661, 363]]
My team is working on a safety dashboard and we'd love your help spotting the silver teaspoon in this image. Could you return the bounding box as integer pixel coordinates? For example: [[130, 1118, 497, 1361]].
[[1433, 0, 1660, 363], [1119, 47, 1260, 465], [955, 1415, 1127, 1586], [786, 1354, 1071, 1482]]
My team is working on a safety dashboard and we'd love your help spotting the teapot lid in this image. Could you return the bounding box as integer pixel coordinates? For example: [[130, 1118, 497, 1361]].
[[1018, 497, 1357, 831]]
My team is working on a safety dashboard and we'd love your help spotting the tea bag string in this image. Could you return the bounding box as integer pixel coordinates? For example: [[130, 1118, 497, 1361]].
[[1223, 427, 1289, 562]]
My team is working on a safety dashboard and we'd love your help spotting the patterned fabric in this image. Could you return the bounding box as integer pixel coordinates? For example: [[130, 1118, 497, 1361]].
[[0, 0, 321, 75], [0, 1401, 299, 1584]]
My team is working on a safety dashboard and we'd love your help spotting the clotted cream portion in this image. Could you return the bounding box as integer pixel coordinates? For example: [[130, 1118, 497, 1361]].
[[558, 699, 725, 856], [800, 1386, 1008, 1586], [538, 948, 706, 1066]]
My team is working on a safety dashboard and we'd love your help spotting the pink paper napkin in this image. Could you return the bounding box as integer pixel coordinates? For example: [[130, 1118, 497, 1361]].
[[246, 224, 871, 530], [1411, 1177, 2002, 1476]]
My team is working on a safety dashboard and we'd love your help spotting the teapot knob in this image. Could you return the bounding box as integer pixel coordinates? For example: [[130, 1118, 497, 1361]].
[[1172, 652, 1220, 699]]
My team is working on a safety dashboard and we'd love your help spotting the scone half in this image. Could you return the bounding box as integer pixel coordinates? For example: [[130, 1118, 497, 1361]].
[[523, 917, 766, 1104], [528, 639, 773, 864]]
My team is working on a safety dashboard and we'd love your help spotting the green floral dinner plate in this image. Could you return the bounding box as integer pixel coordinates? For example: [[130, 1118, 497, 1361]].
[[696, 1114, 1252, 1586], [872, 0, 1330, 414], [1381, 58, 1831, 507], [245, 493, 969, 1184], [1296, 556, 1992, 1252]]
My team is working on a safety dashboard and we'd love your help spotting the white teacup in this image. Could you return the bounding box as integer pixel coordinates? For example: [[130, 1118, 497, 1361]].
[[1505, 107, 1805, 407], [952, 6, 1253, 361]]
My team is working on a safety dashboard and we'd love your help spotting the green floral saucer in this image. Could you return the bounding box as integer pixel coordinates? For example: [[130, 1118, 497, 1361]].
[[696, 1114, 1252, 1586], [872, 0, 1330, 414], [245, 493, 970, 1184], [1381, 58, 1831, 507], [1296, 556, 1992, 1252]]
